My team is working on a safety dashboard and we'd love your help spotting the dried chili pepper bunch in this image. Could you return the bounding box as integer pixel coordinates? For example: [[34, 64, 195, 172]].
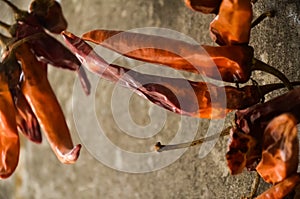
[[0, 0, 91, 179], [61, 1, 299, 198]]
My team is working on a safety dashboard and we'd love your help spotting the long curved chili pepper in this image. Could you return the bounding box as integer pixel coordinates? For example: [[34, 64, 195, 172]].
[[256, 174, 300, 199], [29, 0, 68, 34], [255, 113, 298, 184], [81, 29, 292, 89], [209, 0, 253, 46], [184, 0, 222, 14], [0, 69, 20, 179], [63, 31, 296, 119], [14, 43, 81, 164]]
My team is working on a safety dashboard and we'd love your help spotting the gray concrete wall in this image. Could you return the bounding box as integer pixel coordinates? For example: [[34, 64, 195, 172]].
[[0, 0, 299, 198]]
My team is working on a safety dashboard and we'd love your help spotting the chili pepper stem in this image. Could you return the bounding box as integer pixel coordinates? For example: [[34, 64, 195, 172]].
[[1, 0, 29, 21], [155, 127, 231, 152], [251, 11, 275, 28], [251, 58, 293, 90]]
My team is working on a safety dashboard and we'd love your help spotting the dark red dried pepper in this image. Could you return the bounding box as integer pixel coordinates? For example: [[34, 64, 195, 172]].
[[14, 43, 81, 164], [63, 31, 295, 119]]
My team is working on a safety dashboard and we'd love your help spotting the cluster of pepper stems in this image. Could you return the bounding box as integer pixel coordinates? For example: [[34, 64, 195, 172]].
[[0, 0, 299, 198]]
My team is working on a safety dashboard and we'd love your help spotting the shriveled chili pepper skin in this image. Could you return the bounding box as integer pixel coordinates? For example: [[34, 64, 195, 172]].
[[14, 43, 81, 164], [227, 87, 300, 174], [256, 113, 298, 185], [29, 0, 67, 34], [184, 0, 222, 14], [82, 29, 253, 83], [63, 31, 291, 119], [256, 174, 300, 199], [209, 0, 253, 45], [0, 71, 20, 179]]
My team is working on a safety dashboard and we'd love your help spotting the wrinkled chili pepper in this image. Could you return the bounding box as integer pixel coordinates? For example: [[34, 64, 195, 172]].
[[184, 0, 222, 14], [209, 0, 253, 46], [14, 43, 81, 164], [63, 31, 296, 119], [0, 69, 20, 179], [255, 113, 298, 184], [81, 29, 292, 89], [0, 0, 90, 95], [226, 87, 300, 175]]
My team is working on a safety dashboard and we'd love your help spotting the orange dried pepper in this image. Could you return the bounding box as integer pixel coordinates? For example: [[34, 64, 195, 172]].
[[209, 0, 253, 45], [81, 29, 292, 89], [63, 31, 294, 119], [256, 113, 299, 185], [0, 69, 20, 179], [14, 43, 81, 164]]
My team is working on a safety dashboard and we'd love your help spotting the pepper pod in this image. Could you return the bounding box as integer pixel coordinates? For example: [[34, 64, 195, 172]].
[[81, 29, 292, 89], [0, 66, 20, 179], [2, 50, 42, 143], [209, 0, 253, 46], [63, 31, 297, 119], [14, 43, 81, 164]]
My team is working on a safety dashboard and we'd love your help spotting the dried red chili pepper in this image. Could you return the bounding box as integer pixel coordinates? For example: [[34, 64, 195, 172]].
[[255, 113, 298, 185], [209, 0, 253, 45], [184, 0, 222, 14], [81, 29, 292, 89], [29, 0, 68, 33], [0, 69, 20, 179], [63, 31, 295, 119], [226, 87, 300, 174], [14, 43, 81, 164]]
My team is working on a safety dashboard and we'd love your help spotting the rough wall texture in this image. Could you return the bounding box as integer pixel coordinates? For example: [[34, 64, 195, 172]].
[[0, 0, 299, 199]]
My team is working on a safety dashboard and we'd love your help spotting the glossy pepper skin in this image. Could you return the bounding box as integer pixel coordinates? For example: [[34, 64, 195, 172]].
[[82, 29, 253, 83], [184, 0, 222, 14], [209, 0, 253, 45], [14, 43, 81, 164], [0, 70, 20, 179], [63, 31, 293, 119]]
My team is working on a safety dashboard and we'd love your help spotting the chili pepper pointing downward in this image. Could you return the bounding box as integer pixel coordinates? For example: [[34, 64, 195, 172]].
[[14, 43, 81, 164], [0, 69, 20, 179]]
